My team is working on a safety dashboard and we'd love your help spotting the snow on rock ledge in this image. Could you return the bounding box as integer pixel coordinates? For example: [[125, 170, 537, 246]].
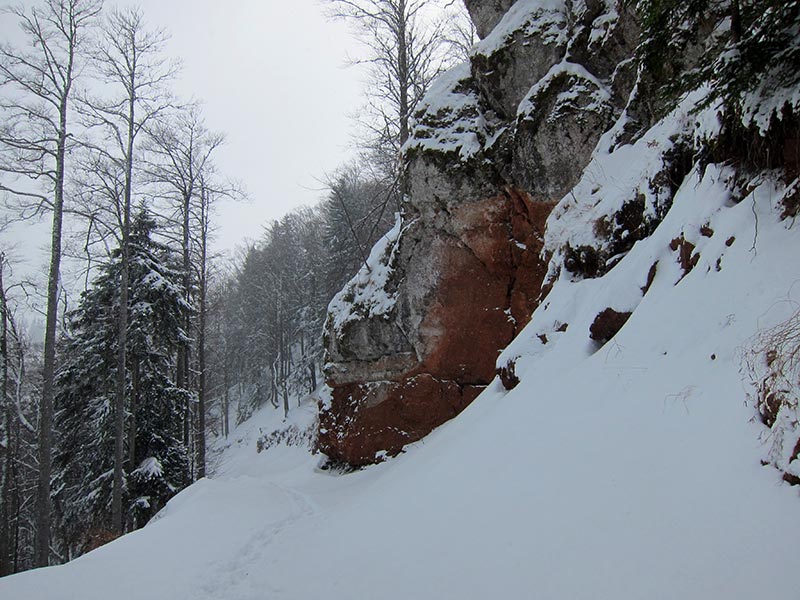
[[403, 62, 501, 163], [319, 0, 640, 466], [327, 215, 403, 335]]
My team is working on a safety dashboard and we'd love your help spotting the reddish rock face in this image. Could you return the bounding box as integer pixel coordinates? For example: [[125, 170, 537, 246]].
[[319, 189, 555, 465], [319, 0, 637, 467], [318, 376, 483, 466]]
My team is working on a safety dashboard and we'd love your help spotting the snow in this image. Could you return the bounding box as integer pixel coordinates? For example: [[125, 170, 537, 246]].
[[326, 214, 403, 334], [517, 60, 612, 123], [3, 15, 799, 596], [403, 62, 496, 161], [544, 88, 712, 275], [692, 94, 725, 144], [742, 82, 800, 135], [587, 1, 619, 47], [472, 0, 570, 58], [404, 0, 621, 164], [2, 160, 798, 598], [471, 0, 619, 59], [133, 457, 163, 479]]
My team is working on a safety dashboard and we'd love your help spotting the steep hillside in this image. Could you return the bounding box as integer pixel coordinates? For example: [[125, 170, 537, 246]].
[[319, 0, 800, 478]]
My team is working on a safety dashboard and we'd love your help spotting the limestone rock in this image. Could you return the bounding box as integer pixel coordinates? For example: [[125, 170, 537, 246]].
[[320, 0, 642, 465], [320, 184, 554, 464], [463, 0, 517, 39], [470, 1, 570, 119], [513, 67, 615, 201]]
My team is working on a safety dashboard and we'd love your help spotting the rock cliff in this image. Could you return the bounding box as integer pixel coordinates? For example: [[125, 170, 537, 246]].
[[319, 0, 800, 472], [319, 0, 640, 465]]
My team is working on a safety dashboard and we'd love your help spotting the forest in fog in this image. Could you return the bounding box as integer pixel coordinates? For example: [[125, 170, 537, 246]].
[[0, 0, 469, 572]]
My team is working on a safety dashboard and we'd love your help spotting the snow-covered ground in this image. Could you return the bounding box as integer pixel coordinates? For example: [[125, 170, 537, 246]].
[[2, 171, 798, 598], [2, 121, 799, 597]]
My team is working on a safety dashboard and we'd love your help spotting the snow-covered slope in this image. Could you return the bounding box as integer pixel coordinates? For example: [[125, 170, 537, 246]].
[[1, 161, 798, 597]]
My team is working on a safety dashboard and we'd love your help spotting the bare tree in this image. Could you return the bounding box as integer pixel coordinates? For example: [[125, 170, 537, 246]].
[[144, 106, 242, 479], [0, 253, 11, 575], [193, 176, 213, 477], [326, 0, 452, 176], [0, 254, 35, 573], [205, 264, 236, 440], [80, 6, 177, 533], [144, 107, 221, 474], [441, 1, 476, 62], [0, 0, 102, 567]]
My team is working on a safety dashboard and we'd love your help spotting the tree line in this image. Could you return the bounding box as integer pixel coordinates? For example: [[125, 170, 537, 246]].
[[0, 0, 242, 568], [210, 163, 398, 432], [0, 0, 469, 573]]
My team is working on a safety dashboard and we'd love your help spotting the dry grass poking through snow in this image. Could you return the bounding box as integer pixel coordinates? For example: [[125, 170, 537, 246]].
[[744, 306, 800, 484]]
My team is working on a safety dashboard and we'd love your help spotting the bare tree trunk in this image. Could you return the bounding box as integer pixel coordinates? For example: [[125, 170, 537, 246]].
[[7, 334, 23, 573], [34, 98, 70, 566], [223, 366, 230, 438], [34, 202, 60, 566], [128, 359, 139, 472], [277, 278, 289, 419], [112, 82, 136, 534], [7, 422, 18, 574], [196, 314, 205, 478], [180, 189, 192, 455], [397, 0, 410, 149], [195, 188, 208, 479], [0, 258, 10, 576], [111, 191, 129, 534]]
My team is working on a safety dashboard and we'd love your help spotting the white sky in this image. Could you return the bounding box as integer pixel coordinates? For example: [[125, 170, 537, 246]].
[[0, 0, 365, 283], [117, 0, 365, 253], [0, 0, 367, 330]]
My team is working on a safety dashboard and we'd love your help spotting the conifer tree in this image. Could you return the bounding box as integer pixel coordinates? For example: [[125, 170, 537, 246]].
[[53, 209, 190, 554], [637, 0, 800, 118]]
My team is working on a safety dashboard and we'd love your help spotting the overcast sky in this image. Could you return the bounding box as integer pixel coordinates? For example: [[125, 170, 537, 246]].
[[117, 0, 365, 253], [0, 0, 375, 337], [0, 0, 366, 304]]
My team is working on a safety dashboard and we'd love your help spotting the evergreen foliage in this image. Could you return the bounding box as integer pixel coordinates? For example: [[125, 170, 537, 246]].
[[636, 0, 800, 121], [53, 210, 191, 554]]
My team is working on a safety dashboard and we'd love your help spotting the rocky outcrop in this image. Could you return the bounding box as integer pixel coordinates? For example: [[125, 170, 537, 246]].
[[321, 185, 554, 465], [319, 0, 641, 465], [589, 308, 632, 345], [463, 0, 516, 38]]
